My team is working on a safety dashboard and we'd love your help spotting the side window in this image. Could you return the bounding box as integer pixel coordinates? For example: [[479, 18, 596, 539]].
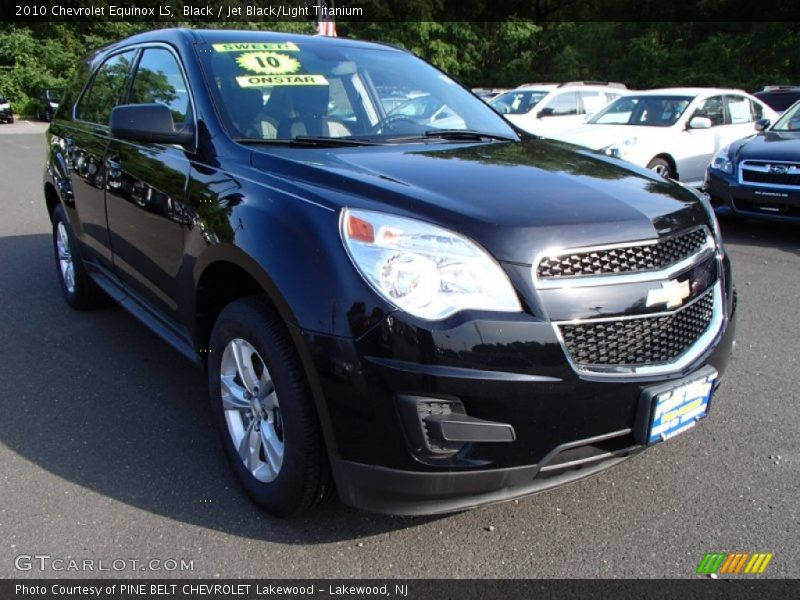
[[546, 91, 578, 116], [749, 99, 764, 121], [691, 96, 725, 127], [76, 50, 136, 124], [130, 48, 191, 125], [578, 91, 607, 115], [727, 95, 753, 124]]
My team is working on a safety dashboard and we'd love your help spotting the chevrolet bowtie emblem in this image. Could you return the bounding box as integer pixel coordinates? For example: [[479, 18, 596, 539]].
[[646, 279, 691, 309]]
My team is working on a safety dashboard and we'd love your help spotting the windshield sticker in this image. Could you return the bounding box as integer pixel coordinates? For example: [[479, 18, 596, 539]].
[[212, 42, 300, 53], [237, 74, 329, 88], [236, 52, 301, 75]]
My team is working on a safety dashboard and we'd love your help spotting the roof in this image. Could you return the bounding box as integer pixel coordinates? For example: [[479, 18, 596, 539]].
[[101, 27, 403, 54], [627, 87, 749, 97]]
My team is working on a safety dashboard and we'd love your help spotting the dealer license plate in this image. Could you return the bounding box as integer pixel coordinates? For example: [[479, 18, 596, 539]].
[[648, 371, 716, 445]]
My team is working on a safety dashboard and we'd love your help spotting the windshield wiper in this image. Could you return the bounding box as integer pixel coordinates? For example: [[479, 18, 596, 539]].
[[233, 136, 381, 147], [423, 129, 518, 142]]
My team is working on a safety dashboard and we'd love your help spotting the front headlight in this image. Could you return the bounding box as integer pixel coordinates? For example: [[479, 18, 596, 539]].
[[340, 208, 522, 320], [710, 145, 734, 174], [603, 137, 637, 158]]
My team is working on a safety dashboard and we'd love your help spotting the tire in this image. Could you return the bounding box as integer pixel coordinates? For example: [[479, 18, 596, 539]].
[[52, 204, 107, 309], [647, 157, 674, 179], [208, 296, 332, 517]]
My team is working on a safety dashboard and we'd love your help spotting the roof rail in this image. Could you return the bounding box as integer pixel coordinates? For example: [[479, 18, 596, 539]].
[[519, 82, 558, 87], [559, 81, 627, 89], [757, 85, 800, 92]]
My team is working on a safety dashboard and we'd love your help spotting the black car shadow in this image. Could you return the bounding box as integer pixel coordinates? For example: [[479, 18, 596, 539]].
[[0, 233, 443, 544], [718, 214, 800, 258]]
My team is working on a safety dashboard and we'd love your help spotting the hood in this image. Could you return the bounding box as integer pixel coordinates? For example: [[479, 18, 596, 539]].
[[731, 130, 800, 163], [554, 124, 664, 151], [250, 139, 708, 265]]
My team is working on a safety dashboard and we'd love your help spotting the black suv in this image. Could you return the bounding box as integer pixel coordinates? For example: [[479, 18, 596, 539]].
[[44, 29, 735, 516], [0, 96, 12, 123], [36, 88, 64, 122]]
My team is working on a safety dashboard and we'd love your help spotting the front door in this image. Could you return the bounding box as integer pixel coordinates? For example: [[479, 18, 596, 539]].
[[104, 47, 193, 321]]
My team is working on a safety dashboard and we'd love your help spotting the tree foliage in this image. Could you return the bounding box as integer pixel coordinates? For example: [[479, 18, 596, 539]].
[[0, 15, 797, 112]]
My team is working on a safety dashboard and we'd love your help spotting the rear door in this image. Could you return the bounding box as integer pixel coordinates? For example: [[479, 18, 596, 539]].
[[65, 50, 137, 266], [104, 46, 193, 321], [724, 94, 760, 145]]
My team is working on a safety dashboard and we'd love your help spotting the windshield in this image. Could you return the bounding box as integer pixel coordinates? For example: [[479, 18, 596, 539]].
[[771, 101, 800, 131], [589, 95, 692, 127], [199, 39, 517, 142], [490, 90, 548, 115], [46, 89, 64, 101]]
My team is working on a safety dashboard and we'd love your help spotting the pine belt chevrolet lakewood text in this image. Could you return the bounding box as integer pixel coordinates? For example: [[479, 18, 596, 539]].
[[43, 29, 736, 516]]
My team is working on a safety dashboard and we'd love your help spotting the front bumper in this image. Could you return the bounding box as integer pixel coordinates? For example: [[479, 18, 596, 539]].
[[299, 276, 737, 515], [705, 167, 800, 222], [0, 107, 12, 121]]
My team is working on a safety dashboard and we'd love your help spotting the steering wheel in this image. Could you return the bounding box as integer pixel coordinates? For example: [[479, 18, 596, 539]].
[[370, 114, 421, 135]]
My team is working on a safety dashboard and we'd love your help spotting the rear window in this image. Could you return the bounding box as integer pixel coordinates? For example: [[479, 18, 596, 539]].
[[76, 50, 136, 124]]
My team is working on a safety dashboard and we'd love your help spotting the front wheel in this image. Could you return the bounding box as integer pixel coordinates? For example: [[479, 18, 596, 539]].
[[208, 296, 332, 517], [647, 157, 674, 179]]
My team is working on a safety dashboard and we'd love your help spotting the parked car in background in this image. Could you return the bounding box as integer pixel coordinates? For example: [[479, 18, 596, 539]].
[[36, 88, 64, 121], [754, 85, 800, 115], [0, 97, 13, 123], [554, 88, 778, 187], [44, 28, 735, 517], [489, 82, 627, 137], [388, 93, 465, 129], [472, 88, 509, 102], [705, 99, 800, 222]]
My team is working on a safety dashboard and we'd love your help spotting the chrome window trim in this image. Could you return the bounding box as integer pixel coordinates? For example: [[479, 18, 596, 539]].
[[738, 160, 800, 190], [533, 225, 714, 290], [552, 281, 723, 378]]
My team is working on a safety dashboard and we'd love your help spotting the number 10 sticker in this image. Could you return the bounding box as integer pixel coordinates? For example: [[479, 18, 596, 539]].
[[236, 52, 301, 75]]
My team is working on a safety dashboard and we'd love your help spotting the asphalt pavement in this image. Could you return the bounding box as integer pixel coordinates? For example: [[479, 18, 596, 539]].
[[0, 125, 797, 579]]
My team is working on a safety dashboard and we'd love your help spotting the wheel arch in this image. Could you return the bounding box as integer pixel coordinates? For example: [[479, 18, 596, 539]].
[[192, 247, 341, 458], [650, 153, 679, 180]]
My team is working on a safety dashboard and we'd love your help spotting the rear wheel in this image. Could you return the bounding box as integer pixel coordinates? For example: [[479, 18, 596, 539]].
[[52, 204, 107, 309], [208, 296, 332, 517], [647, 157, 674, 179]]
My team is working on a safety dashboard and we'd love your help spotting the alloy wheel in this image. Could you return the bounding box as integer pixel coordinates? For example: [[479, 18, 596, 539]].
[[220, 338, 284, 482]]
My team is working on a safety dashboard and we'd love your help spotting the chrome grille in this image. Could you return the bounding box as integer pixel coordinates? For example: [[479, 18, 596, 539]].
[[537, 229, 708, 279], [559, 287, 715, 367], [739, 160, 800, 189]]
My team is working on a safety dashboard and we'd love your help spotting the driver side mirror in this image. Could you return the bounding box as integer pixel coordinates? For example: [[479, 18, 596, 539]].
[[754, 118, 771, 132], [687, 116, 712, 130], [537, 107, 555, 119], [110, 104, 194, 147]]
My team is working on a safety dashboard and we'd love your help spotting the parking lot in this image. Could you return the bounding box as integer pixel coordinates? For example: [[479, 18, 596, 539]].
[[0, 124, 797, 578]]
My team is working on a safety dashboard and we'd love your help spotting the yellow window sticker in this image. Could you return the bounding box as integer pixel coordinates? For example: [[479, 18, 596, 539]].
[[236, 52, 301, 75], [237, 75, 329, 88], [212, 42, 300, 53]]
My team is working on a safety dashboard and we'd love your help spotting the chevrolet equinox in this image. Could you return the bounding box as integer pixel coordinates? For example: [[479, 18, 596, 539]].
[[43, 29, 736, 516]]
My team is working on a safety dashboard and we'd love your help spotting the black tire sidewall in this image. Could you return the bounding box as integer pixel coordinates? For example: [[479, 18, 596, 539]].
[[52, 205, 82, 306], [208, 298, 325, 516], [647, 158, 672, 178]]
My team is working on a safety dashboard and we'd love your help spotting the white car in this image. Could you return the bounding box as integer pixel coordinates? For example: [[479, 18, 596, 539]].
[[489, 82, 627, 137], [553, 88, 779, 187]]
